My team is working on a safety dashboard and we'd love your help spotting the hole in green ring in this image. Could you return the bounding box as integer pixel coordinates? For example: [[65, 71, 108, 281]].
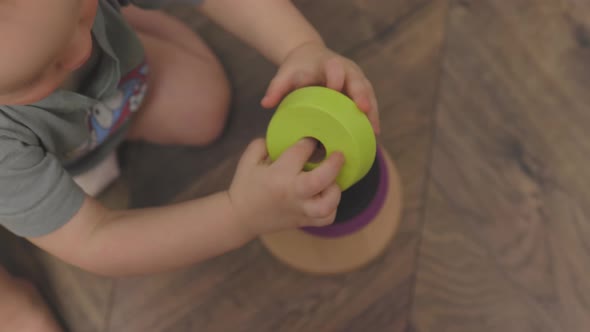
[[305, 137, 327, 164]]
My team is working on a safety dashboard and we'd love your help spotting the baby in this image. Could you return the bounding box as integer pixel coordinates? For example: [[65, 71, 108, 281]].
[[0, 0, 380, 330]]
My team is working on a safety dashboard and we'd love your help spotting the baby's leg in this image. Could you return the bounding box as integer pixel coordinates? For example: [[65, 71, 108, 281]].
[[122, 6, 211, 60], [123, 8, 231, 146], [0, 266, 62, 332]]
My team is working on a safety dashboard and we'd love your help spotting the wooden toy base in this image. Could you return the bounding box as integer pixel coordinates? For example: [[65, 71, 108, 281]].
[[259, 148, 402, 275]]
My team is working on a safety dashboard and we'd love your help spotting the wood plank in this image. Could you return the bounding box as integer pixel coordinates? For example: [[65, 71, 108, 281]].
[[412, 0, 590, 331], [105, 0, 448, 331], [35, 253, 114, 332]]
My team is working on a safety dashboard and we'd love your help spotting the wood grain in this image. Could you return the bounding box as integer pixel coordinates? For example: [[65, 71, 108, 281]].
[[412, 0, 590, 331]]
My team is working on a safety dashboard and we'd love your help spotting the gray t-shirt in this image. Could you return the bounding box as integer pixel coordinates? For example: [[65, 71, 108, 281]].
[[0, 0, 202, 237]]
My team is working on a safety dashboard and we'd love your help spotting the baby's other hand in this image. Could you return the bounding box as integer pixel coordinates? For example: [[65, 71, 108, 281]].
[[261, 42, 380, 134], [228, 138, 344, 236]]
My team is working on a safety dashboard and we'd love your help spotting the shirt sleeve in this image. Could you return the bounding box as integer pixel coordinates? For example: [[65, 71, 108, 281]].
[[0, 137, 86, 238], [120, 0, 203, 9]]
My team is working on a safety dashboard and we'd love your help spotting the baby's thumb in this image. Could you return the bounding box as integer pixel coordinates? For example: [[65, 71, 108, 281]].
[[262, 70, 294, 108], [240, 139, 269, 166]]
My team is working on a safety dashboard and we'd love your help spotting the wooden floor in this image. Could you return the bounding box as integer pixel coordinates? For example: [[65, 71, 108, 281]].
[[1, 0, 589, 331], [412, 1, 590, 331]]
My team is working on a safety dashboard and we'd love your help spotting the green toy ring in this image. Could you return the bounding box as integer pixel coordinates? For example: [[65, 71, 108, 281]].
[[266, 86, 376, 190]]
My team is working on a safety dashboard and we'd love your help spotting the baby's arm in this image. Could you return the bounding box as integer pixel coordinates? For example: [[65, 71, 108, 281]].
[[199, 0, 323, 65], [30, 139, 343, 276], [31, 192, 248, 276]]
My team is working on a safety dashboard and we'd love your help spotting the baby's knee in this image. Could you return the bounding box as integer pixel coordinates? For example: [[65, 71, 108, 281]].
[[202, 69, 231, 143], [182, 63, 231, 146]]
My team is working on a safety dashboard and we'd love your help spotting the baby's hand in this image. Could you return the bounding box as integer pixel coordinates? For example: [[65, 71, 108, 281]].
[[228, 138, 344, 236], [261, 42, 380, 134]]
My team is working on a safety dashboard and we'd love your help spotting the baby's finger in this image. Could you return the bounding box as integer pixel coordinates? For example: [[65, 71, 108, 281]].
[[345, 68, 372, 114], [324, 58, 346, 92], [365, 79, 379, 113], [365, 79, 381, 134], [272, 138, 316, 173], [303, 183, 341, 222], [240, 138, 269, 166], [262, 70, 295, 109], [295, 151, 345, 198], [293, 71, 320, 89]]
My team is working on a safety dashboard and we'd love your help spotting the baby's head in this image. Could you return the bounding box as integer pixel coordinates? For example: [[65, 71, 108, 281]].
[[0, 0, 98, 105]]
